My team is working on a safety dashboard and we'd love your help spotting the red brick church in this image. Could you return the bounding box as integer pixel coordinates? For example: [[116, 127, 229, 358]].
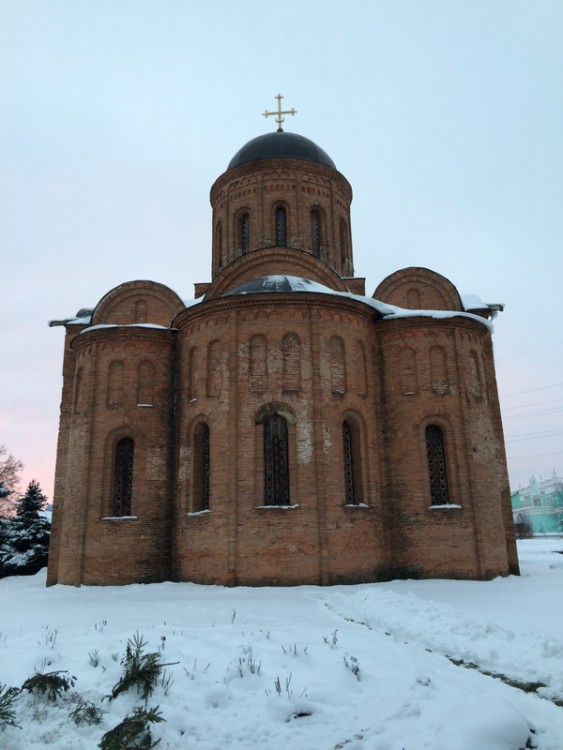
[[47, 102, 519, 586]]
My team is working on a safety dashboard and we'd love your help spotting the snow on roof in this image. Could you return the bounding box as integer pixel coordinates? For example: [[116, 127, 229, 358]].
[[49, 315, 92, 327], [79, 323, 172, 335], [221, 275, 492, 329], [183, 296, 204, 308], [224, 275, 338, 296], [461, 293, 504, 318], [52, 278, 494, 332], [380, 306, 492, 329], [461, 293, 488, 310]]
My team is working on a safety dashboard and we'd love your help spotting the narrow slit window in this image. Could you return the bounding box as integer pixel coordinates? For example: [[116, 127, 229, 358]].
[[425, 425, 449, 505], [193, 423, 210, 511], [342, 421, 356, 504], [311, 209, 321, 257], [240, 213, 250, 253], [275, 206, 287, 247], [339, 218, 348, 266], [114, 437, 134, 516], [216, 221, 223, 267], [264, 414, 290, 505]]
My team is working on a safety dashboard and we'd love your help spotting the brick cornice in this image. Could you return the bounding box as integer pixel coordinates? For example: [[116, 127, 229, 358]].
[[71, 325, 177, 352], [211, 157, 352, 204], [173, 289, 379, 330]]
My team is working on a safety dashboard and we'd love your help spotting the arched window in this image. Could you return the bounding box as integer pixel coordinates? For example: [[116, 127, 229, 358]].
[[339, 218, 348, 266], [275, 206, 287, 247], [216, 221, 223, 267], [342, 421, 356, 504], [342, 420, 363, 505], [114, 437, 134, 516], [264, 413, 290, 505], [425, 425, 449, 505], [193, 422, 210, 511], [240, 212, 250, 253], [311, 209, 321, 257]]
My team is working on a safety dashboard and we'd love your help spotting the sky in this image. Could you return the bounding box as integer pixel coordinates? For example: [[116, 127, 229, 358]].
[[1, 0, 563, 500]]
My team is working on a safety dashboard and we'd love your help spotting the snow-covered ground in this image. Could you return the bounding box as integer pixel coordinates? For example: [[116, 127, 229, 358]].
[[2, 539, 563, 749]]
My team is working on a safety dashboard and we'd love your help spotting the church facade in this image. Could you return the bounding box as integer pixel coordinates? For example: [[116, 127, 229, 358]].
[[47, 123, 519, 587]]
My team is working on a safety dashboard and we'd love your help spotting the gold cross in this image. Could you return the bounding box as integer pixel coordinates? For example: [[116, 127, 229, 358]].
[[263, 94, 297, 132]]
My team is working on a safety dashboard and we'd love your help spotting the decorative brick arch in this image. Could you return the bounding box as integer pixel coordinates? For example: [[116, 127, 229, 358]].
[[341, 408, 369, 505], [92, 280, 185, 327], [101, 423, 146, 518], [374, 267, 463, 311], [204, 248, 349, 299], [255, 401, 297, 425]]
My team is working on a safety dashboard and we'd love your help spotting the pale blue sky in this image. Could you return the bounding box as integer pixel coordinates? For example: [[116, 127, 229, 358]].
[[2, 0, 563, 497]]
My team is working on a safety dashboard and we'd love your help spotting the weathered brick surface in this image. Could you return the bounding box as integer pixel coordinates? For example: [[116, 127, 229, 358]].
[[47, 143, 518, 587]]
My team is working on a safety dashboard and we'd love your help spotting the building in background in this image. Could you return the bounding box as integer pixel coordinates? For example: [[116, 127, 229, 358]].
[[512, 473, 563, 536], [47, 108, 519, 586]]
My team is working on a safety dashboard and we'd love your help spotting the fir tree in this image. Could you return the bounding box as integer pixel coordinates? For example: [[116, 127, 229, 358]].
[[16, 479, 47, 518], [0, 481, 50, 578]]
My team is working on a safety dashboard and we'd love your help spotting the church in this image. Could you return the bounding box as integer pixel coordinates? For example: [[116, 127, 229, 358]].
[[47, 99, 519, 586]]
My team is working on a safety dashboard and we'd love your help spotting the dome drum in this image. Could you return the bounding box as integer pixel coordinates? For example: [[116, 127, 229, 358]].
[[210, 155, 353, 281]]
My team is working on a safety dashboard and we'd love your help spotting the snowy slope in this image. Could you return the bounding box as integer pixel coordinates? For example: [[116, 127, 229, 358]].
[[1, 539, 563, 749]]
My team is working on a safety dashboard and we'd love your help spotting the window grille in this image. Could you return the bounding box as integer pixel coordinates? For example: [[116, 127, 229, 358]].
[[275, 206, 287, 247], [216, 222, 223, 266], [339, 218, 348, 265], [194, 423, 210, 511], [240, 213, 250, 253], [114, 437, 134, 515], [342, 421, 356, 504], [311, 210, 321, 257], [264, 414, 290, 505], [425, 425, 449, 504]]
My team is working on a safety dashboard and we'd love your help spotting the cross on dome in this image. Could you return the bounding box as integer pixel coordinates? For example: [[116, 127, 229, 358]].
[[263, 94, 297, 132]]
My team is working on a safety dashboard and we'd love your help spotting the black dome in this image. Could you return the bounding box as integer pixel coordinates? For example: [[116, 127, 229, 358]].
[[223, 275, 333, 297], [228, 131, 336, 171]]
